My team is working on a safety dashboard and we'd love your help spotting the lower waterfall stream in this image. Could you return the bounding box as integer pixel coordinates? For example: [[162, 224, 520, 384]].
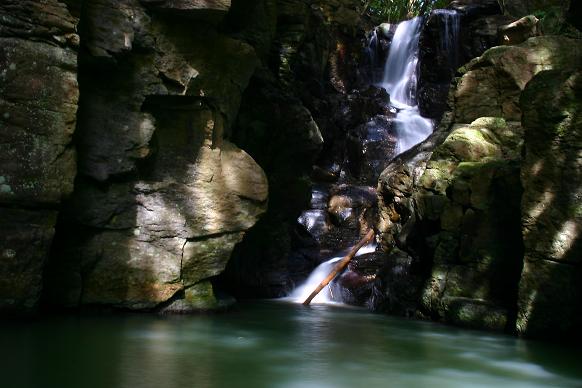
[[285, 243, 377, 304], [290, 16, 436, 306]]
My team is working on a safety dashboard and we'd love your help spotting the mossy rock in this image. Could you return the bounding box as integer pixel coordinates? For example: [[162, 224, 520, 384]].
[[435, 124, 503, 162], [443, 297, 509, 331]]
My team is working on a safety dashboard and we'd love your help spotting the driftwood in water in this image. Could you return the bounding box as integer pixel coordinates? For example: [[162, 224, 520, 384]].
[[302, 229, 375, 305]]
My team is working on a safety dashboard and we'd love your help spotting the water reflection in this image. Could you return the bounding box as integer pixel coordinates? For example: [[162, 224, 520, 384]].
[[1, 303, 581, 388]]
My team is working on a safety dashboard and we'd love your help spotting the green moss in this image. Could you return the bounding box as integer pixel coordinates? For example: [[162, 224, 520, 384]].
[[0, 184, 13, 194], [570, 204, 582, 218], [555, 112, 572, 138], [439, 126, 503, 162], [455, 160, 507, 176], [443, 297, 508, 331], [181, 281, 233, 310], [419, 162, 455, 193], [470, 117, 507, 131]]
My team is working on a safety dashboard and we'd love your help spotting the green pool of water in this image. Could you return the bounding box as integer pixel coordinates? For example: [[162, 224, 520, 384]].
[[1, 301, 581, 388]]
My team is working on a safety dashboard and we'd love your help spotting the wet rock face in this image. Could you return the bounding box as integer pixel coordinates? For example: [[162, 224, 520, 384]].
[[42, 1, 268, 312], [364, 24, 395, 84], [0, 0, 79, 312], [418, 0, 507, 120], [517, 70, 582, 341], [220, 0, 376, 298], [298, 185, 377, 254], [346, 115, 397, 183], [338, 252, 385, 306]]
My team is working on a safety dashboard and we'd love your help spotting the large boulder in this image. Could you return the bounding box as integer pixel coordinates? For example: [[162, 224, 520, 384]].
[[47, 103, 267, 310], [0, 0, 79, 312], [453, 36, 582, 123], [498, 15, 540, 45], [517, 70, 582, 340], [43, 0, 268, 311]]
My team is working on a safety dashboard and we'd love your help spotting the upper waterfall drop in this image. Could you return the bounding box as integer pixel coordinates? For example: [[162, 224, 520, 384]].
[[380, 17, 433, 155], [381, 17, 424, 107]]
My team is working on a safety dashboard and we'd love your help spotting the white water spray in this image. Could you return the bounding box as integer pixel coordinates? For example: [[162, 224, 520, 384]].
[[285, 243, 377, 304], [380, 17, 433, 155]]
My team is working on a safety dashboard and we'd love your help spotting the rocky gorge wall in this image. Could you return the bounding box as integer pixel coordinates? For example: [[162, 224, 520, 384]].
[[0, 0, 271, 313], [0, 0, 79, 312], [0, 0, 369, 313], [375, 0, 582, 340]]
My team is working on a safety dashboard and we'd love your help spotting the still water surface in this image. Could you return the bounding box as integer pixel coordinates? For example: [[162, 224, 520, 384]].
[[2, 301, 581, 388]]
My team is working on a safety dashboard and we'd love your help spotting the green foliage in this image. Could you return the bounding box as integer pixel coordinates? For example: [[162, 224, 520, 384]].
[[362, 0, 451, 22]]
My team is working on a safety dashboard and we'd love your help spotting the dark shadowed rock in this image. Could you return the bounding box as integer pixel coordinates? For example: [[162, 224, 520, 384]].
[[0, 0, 79, 313], [346, 115, 397, 183], [517, 70, 582, 340], [499, 15, 540, 46], [0, 209, 57, 312]]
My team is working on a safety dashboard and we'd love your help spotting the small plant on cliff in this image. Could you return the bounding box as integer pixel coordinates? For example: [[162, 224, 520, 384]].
[[362, 0, 450, 22]]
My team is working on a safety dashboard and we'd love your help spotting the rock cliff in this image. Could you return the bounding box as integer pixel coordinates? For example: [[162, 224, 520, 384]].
[[376, 23, 582, 339], [0, 0, 366, 313], [0, 0, 79, 312]]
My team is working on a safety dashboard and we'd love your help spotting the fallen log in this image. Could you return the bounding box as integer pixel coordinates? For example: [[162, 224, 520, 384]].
[[302, 229, 375, 305]]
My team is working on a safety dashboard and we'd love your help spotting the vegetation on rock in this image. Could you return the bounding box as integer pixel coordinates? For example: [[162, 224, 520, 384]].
[[362, 0, 450, 22]]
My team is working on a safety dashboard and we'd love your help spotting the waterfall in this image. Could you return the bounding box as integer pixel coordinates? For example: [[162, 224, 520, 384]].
[[285, 243, 377, 304], [381, 17, 433, 155], [286, 13, 460, 307], [381, 17, 423, 106], [434, 9, 461, 68], [366, 29, 380, 83]]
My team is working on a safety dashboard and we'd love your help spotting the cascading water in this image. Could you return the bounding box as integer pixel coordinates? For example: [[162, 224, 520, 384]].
[[434, 9, 461, 67], [285, 243, 377, 304], [380, 17, 433, 155], [366, 29, 380, 83], [287, 13, 460, 307]]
